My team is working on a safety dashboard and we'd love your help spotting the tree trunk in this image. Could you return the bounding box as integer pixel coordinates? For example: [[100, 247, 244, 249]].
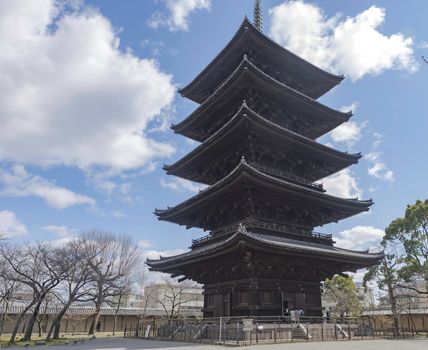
[[22, 298, 44, 341], [388, 286, 400, 338], [88, 299, 102, 335], [113, 293, 123, 336], [37, 319, 42, 338], [0, 312, 5, 338], [0, 300, 9, 338], [8, 300, 36, 345], [46, 302, 71, 341], [53, 321, 61, 339]]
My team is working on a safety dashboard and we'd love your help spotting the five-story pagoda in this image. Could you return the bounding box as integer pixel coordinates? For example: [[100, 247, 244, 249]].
[[147, 2, 383, 317]]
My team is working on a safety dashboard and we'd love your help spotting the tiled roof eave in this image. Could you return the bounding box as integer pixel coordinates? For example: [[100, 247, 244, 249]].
[[180, 17, 343, 102], [146, 228, 383, 270], [166, 103, 360, 177], [156, 160, 373, 222], [173, 57, 350, 137]]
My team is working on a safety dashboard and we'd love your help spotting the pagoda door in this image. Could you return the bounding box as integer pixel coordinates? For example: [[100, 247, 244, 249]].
[[214, 294, 223, 317], [222, 293, 231, 317], [295, 293, 306, 313]]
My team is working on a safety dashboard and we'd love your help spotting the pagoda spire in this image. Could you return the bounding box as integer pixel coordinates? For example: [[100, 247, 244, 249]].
[[253, 0, 262, 31]]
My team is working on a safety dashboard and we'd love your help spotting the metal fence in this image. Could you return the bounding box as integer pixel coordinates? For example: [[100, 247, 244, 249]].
[[124, 316, 428, 346]]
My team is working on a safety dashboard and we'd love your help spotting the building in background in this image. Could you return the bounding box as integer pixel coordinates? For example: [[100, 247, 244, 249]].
[[378, 280, 428, 311], [143, 283, 203, 318]]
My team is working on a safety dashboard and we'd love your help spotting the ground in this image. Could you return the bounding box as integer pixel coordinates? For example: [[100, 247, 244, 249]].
[[1, 338, 428, 349]]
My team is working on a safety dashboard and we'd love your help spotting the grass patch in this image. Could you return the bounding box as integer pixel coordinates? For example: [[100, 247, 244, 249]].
[[0, 332, 118, 348], [1, 336, 72, 348]]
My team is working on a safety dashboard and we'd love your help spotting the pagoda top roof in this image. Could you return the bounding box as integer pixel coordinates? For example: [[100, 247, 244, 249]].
[[166, 103, 360, 184], [155, 159, 373, 230], [179, 17, 343, 104], [147, 224, 383, 271], [173, 57, 351, 141]]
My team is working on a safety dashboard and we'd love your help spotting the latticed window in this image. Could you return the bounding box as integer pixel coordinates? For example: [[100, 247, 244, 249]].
[[238, 291, 250, 305], [206, 294, 214, 306], [261, 291, 273, 305]]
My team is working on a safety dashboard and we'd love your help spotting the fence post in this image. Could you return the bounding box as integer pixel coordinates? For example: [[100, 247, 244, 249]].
[[321, 321, 324, 341], [334, 324, 337, 341], [348, 322, 351, 341], [274, 322, 277, 343], [124, 326, 127, 338], [290, 322, 294, 342], [219, 317, 222, 344], [425, 316, 428, 338], [236, 322, 240, 345], [306, 322, 309, 341], [422, 316, 427, 337]]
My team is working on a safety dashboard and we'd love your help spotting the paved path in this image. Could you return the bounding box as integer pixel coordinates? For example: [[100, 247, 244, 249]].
[[3, 338, 428, 349]]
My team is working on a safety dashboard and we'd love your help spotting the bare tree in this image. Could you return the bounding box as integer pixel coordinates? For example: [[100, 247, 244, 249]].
[[155, 278, 201, 322], [111, 277, 132, 336], [36, 295, 53, 338], [135, 281, 159, 336], [0, 242, 66, 343], [0, 256, 19, 337], [85, 231, 140, 335], [113, 263, 147, 335], [45, 236, 102, 341]]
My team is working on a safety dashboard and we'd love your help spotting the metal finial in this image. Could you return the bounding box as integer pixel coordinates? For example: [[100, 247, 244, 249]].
[[253, 0, 262, 31]]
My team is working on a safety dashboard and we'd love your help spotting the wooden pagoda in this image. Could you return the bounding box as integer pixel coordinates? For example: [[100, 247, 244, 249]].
[[147, 12, 383, 317]]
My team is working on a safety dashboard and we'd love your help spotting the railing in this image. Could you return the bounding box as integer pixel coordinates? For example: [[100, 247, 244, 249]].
[[125, 315, 428, 345], [191, 219, 332, 248], [250, 163, 325, 192]]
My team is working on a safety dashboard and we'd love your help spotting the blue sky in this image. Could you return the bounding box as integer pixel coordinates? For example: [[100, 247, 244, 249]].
[[0, 0, 427, 262]]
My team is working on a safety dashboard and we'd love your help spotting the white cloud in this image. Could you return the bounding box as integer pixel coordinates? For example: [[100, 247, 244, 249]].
[[331, 121, 367, 145], [139, 240, 154, 249], [0, 0, 175, 174], [418, 41, 428, 49], [0, 210, 28, 238], [144, 249, 187, 260], [160, 177, 205, 193], [112, 210, 128, 218], [87, 171, 135, 202], [42, 225, 77, 237], [339, 102, 359, 114], [269, 1, 417, 80], [372, 132, 383, 149], [49, 237, 76, 247], [335, 225, 384, 250], [322, 169, 361, 198], [330, 102, 366, 145], [366, 152, 394, 182], [141, 39, 178, 57], [0, 164, 95, 209], [148, 0, 211, 32]]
